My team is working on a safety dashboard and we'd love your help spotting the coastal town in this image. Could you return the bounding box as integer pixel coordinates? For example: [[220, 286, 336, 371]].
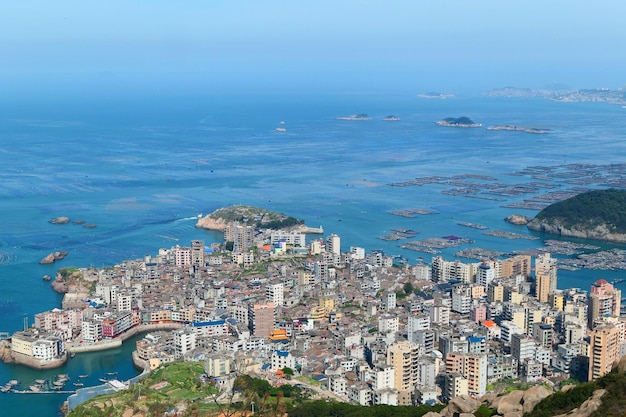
[[2, 207, 626, 412]]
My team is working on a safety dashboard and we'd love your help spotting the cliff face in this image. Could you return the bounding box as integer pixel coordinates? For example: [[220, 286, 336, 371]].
[[195, 215, 228, 231], [527, 218, 626, 242]]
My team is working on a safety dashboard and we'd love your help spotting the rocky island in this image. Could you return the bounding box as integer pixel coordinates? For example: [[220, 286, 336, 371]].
[[336, 113, 370, 121], [39, 250, 68, 264], [487, 125, 551, 134], [527, 188, 626, 242], [435, 116, 482, 128], [418, 92, 455, 99], [196, 205, 304, 231], [383, 115, 400, 121]]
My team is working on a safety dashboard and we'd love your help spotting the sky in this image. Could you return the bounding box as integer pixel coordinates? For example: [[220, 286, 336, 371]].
[[1, 0, 625, 97]]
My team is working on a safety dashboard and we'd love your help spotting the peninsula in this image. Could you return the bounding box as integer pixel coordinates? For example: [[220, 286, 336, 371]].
[[435, 117, 481, 128], [527, 188, 626, 242]]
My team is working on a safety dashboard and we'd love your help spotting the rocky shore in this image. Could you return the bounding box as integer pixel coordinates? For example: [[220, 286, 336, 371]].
[[505, 214, 532, 225], [527, 219, 626, 243]]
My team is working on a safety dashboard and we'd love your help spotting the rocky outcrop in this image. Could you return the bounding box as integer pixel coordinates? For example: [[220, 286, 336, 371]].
[[195, 215, 228, 231], [521, 385, 552, 414], [0, 346, 14, 364], [492, 389, 525, 415], [527, 219, 626, 242], [39, 251, 68, 264], [553, 389, 606, 417], [505, 214, 532, 225], [440, 395, 481, 417], [49, 216, 70, 224], [51, 279, 69, 294]]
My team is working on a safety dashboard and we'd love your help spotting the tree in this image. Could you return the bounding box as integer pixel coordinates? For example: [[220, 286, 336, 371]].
[[281, 367, 295, 379], [403, 282, 414, 295]]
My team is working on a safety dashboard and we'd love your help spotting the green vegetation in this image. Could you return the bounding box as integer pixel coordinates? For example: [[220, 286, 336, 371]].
[[527, 367, 626, 417], [288, 401, 445, 417], [68, 362, 219, 417], [209, 205, 304, 230], [440, 116, 477, 125], [474, 404, 498, 417], [526, 380, 598, 417], [532, 188, 626, 233]]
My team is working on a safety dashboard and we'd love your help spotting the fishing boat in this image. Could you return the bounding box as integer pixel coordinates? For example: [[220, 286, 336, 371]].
[[78, 374, 89, 379], [73, 382, 84, 387], [106, 371, 118, 376], [98, 378, 109, 383]]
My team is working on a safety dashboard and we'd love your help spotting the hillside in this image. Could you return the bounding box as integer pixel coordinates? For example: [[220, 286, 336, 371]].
[[527, 188, 626, 242]]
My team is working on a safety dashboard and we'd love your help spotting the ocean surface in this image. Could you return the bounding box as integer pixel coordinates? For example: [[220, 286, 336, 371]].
[[1, 91, 626, 415]]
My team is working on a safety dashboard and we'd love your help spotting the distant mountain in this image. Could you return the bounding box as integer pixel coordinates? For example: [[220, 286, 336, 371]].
[[527, 188, 626, 242]]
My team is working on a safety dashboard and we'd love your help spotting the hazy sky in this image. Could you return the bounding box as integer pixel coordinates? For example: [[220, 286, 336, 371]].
[[2, 0, 625, 96]]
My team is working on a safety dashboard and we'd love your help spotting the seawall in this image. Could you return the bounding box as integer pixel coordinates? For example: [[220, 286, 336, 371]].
[[66, 323, 183, 354], [11, 351, 68, 370]]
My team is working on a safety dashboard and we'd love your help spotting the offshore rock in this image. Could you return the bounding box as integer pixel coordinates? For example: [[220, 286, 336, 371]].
[[39, 251, 68, 264], [49, 216, 70, 224], [505, 214, 532, 225]]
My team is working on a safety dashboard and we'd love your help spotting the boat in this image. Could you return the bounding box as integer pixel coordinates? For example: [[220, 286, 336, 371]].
[[34, 379, 47, 385], [29, 385, 41, 392], [99, 378, 109, 383], [106, 372, 117, 376], [8, 380, 20, 386], [73, 382, 84, 387], [1, 385, 11, 393], [78, 375, 89, 379], [275, 127, 287, 132]]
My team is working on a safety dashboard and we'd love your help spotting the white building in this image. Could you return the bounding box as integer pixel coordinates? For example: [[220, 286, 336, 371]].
[[266, 283, 284, 307], [271, 350, 295, 370]]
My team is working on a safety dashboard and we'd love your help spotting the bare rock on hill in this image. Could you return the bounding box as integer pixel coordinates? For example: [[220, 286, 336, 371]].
[[440, 395, 481, 417], [554, 389, 606, 417], [492, 390, 525, 415], [522, 385, 552, 414]]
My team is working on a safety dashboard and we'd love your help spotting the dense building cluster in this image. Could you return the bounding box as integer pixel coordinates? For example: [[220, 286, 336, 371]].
[[9, 222, 626, 406]]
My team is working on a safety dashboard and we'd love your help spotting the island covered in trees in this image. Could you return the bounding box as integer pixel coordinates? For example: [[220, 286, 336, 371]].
[[196, 205, 304, 232], [435, 117, 482, 128], [527, 188, 626, 242]]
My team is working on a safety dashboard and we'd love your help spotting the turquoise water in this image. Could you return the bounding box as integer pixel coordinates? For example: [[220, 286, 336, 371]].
[[1, 92, 625, 415]]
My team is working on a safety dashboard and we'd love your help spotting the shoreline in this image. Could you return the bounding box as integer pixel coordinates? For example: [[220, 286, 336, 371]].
[[5, 323, 183, 370]]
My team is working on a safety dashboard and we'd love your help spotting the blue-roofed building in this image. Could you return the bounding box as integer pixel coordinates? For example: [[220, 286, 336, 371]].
[[271, 349, 295, 370], [467, 336, 487, 354]]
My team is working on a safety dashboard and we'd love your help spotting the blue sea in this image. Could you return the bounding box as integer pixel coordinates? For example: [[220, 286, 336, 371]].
[[1, 91, 626, 415]]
